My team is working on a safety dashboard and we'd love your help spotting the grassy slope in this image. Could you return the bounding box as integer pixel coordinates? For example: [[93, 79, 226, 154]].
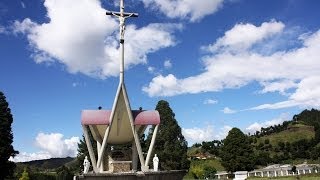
[[257, 124, 315, 146]]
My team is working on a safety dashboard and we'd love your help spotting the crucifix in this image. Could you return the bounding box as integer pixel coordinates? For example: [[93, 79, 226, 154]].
[[81, 0, 160, 173], [106, 0, 138, 83]]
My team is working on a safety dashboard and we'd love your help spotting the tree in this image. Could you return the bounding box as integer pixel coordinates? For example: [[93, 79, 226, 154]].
[[76, 133, 97, 173], [146, 100, 190, 170], [56, 165, 73, 180], [0, 91, 18, 179], [220, 128, 255, 172], [19, 168, 30, 180], [203, 165, 217, 179]]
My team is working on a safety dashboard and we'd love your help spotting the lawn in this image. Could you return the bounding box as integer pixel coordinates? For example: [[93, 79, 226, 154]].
[[248, 174, 320, 180]]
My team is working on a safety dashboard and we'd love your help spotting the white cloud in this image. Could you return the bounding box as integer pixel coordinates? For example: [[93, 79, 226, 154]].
[[143, 20, 320, 109], [10, 151, 51, 162], [0, 25, 8, 34], [182, 125, 214, 144], [164, 59, 172, 69], [142, 0, 224, 22], [204, 20, 285, 52], [13, 0, 181, 79], [246, 113, 290, 133], [147, 66, 155, 73], [11, 132, 79, 162], [21, 2, 26, 8], [222, 107, 236, 114], [203, 98, 218, 105], [214, 125, 232, 140], [251, 76, 320, 110]]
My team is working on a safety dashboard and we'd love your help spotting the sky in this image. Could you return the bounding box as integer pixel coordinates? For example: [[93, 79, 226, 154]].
[[1, 0, 320, 162]]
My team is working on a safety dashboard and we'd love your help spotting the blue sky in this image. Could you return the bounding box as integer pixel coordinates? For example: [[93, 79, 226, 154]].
[[1, 0, 320, 162]]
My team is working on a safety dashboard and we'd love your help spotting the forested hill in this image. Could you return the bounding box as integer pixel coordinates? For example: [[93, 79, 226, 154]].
[[253, 108, 320, 142], [16, 157, 75, 170], [188, 109, 320, 167]]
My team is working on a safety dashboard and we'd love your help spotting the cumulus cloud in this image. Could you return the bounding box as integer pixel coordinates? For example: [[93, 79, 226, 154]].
[[221, 107, 236, 114], [246, 113, 290, 133], [203, 98, 218, 105], [251, 76, 320, 110], [143, 20, 320, 109], [214, 125, 232, 140], [164, 59, 172, 69], [182, 125, 232, 145], [0, 25, 8, 34], [203, 20, 285, 52], [11, 132, 79, 162], [142, 0, 224, 22], [182, 125, 214, 144], [12, 0, 181, 79]]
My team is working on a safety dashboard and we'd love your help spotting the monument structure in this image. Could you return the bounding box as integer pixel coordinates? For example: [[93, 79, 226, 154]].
[[78, 1, 187, 179], [80, 0, 160, 174]]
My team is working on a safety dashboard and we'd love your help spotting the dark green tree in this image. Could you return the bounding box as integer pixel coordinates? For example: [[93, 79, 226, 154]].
[[146, 100, 190, 170], [203, 165, 217, 179], [19, 168, 30, 180], [76, 133, 97, 173], [0, 91, 18, 179], [56, 165, 73, 180], [220, 128, 255, 172]]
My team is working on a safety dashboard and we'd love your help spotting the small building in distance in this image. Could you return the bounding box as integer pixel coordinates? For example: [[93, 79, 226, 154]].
[[248, 163, 319, 178]]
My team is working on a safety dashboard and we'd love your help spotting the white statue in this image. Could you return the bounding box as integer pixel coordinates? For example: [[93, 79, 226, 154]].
[[83, 156, 90, 174], [153, 154, 159, 171]]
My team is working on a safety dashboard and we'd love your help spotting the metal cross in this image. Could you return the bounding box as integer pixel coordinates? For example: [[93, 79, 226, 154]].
[[106, 0, 138, 82]]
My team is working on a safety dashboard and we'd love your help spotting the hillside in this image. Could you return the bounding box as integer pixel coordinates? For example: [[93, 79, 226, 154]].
[[18, 157, 75, 170], [257, 123, 315, 146]]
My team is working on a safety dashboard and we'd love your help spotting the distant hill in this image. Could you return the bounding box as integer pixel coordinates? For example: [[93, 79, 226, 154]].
[[257, 123, 315, 146], [17, 157, 75, 170], [187, 109, 320, 169]]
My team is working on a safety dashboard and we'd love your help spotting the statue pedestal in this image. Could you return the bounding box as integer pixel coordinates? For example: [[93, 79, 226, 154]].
[[76, 170, 187, 180], [109, 161, 131, 173]]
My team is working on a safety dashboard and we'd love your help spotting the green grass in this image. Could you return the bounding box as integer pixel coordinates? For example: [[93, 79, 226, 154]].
[[248, 174, 320, 180], [257, 124, 315, 146], [184, 158, 224, 179]]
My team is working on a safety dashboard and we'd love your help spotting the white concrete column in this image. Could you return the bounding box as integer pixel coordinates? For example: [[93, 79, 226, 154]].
[[287, 170, 289, 176], [145, 125, 159, 167], [267, 171, 270, 177], [132, 140, 138, 171], [261, 171, 264, 177], [82, 125, 98, 172], [274, 170, 277, 177], [281, 170, 283, 176], [309, 169, 311, 173], [97, 141, 104, 172], [298, 170, 300, 175], [303, 169, 306, 174]]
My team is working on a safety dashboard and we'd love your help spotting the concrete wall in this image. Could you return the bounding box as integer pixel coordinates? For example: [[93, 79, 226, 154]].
[[76, 170, 187, 180]]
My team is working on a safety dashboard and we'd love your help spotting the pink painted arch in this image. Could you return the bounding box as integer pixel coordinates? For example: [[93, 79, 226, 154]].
[[81, 110, 160, 125]]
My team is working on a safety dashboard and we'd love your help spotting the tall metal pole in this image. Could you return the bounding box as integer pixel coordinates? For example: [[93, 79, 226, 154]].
[[106, 0, 138, 83], [119, 0, 125, 83]]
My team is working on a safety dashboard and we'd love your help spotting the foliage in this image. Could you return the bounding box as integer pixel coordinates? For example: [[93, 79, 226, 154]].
[[203, 165, 217, 179], [187, 159, 218, 179], [146, 100, 190, 170], [77, 132, 97, 173], [56, 165, 73, 180], [0, 91, 19, 179], [19, 168, 30, 180], [220, 128, 255, 172]]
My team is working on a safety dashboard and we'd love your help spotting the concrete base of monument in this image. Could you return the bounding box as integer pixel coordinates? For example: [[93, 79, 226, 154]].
[[75, 170, 187, 180]]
